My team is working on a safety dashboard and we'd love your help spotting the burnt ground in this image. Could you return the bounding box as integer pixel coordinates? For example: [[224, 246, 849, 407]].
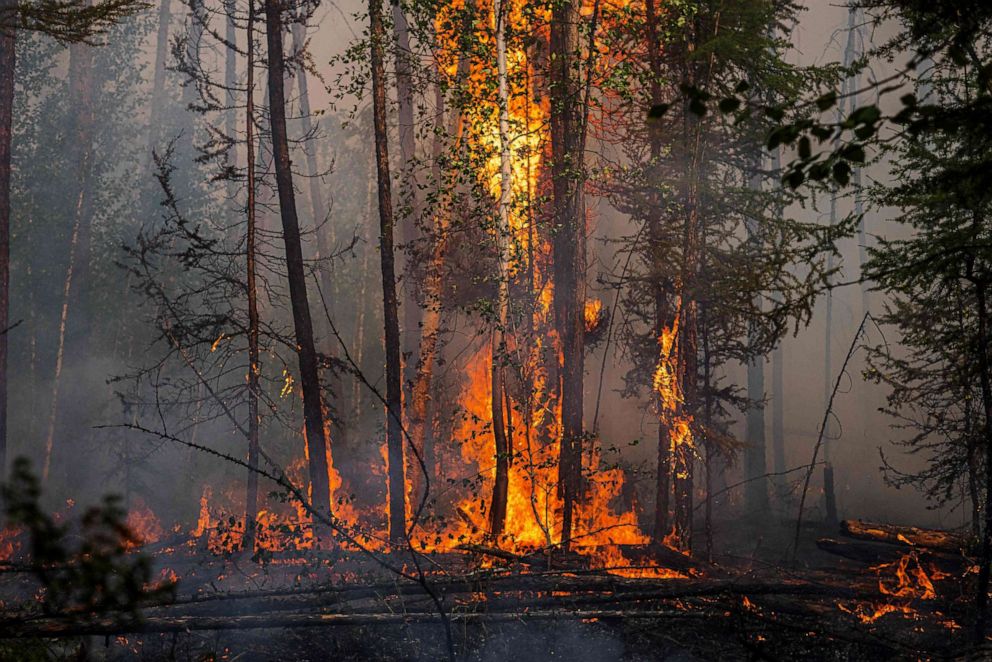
[[0, 517, 981, 661]]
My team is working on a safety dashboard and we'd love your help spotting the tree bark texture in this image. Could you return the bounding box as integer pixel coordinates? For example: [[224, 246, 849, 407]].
[[263, 0, 333, 540]]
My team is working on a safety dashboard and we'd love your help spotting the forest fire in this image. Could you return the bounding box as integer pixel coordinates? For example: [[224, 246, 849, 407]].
[[0, 0, 988, 656]]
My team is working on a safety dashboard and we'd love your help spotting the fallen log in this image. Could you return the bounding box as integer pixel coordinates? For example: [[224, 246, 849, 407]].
[[618, 543, 708, 575], [840, 520, 970, 554], [456, 543, 589, 570], [0, 608, 710, 638], [816, 538, 966, 575]]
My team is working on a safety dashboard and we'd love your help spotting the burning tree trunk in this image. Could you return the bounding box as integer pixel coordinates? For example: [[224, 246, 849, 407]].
[[549, 0, 587, 550], [369, 0, 406, 545], [0, 0, 12, 478], [488, 0, 513, 539], [262, 0, 333, 540], [43, 31, 96, 484], [243, 0, 260, 551]]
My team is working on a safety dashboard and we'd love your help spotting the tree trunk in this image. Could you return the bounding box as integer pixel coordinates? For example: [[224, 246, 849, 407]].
[[744, 165, 769, 514], [43, 32, 96, 484], [771, 146, 786, 501], [644, 0, 671, 543], [549, 0, 586, 550], [148, 0, 172, 158], [223, 0, 237, 200], [972, 264, 992, 642], [369, 0, 406, 545], [351, 151, 376, 421], [488, 0, 513, 539], [408, 78, 450, 502], [390, 1, 420, 366], [263, 0, 332, 541], [242, 0, 260, 552], [290, 22, 347, 448], [0, 0, 12, 479]]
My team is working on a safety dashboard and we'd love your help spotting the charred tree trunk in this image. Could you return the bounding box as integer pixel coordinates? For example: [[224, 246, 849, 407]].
[[43, 32, 96, 484], [970, 274, 992, 642], [550, 0, 586, 550], [671, 35, 704, 550], [0, 0, 12, 478], [369, 0, 406, 545], [243, 0, 260, 552], [966, 208, 992, 641], [263, 0, 333, 540], [290, 22, 347, 449]]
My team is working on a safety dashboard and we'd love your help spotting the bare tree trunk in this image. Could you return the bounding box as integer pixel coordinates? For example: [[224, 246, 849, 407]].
[[701, 308, 714, 561], [970, 228, 992, 640], [148, 0, 172, 158], [242, 0, 260, 552], [744, 164, 768, 514], [0, 0, 12, 478], [369, 0, 406, 545], [263, 0, 332, 541], [223, 0, 237, 200], [408, 80, 449, 500], [390, 1, 420, 365], [352, 152, 376, 420], [672, 40, 704, 550], [550, 0, 586, 550], [43, 33, 96, 484], [644, 0, 669, 542], [290, 22, 348, 448], [488, 0, 513, 538], [770, 152, 786, 500]]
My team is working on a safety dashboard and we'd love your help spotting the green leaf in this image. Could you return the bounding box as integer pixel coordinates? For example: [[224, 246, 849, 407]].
[[809, 162, 830, 181], [811, 125, 833, 142], [785, 169, 805, 189], [832, 161, 851, 186], [718, 97, 741, 113], [848, 104, 881, 126], [689, 97, 708, 116], [734, 80, 751, 94], [765, 105, 785, 122], [798, 136, 811, 160], [841, 144, 866, 164], [854, 123, 877, 140], [815, 91, 838, 111]]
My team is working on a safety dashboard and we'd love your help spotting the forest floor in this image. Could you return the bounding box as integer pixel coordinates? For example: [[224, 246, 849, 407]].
[[0, 518, 980, 660]]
